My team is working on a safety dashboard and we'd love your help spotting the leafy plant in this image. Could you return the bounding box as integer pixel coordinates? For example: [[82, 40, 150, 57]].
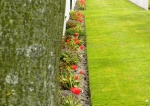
[[66, 28, 86, 36], [70, 11, 79, 20], [59, 6, 86, 106], [59, 94, 81, 106], [62, 36, 84, 51], [59, 51, 79, 71], [66, 20, 78, 29], [74, 24, 84, 32], [60, 51, 79, 65], [59, 71, 80, 89], [70, 11, 84, 22], [76, 0, 86, 10]]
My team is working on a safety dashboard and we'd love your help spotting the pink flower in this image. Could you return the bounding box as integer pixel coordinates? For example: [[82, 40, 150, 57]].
[[70, 87, 81, 95]]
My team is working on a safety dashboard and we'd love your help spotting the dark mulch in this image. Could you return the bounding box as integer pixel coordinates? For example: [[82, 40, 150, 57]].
[[78, 37, 92, 106]]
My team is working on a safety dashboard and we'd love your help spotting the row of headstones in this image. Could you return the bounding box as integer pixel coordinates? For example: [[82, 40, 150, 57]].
[[129, 0, 149, 10], [63, 0, 77, 35]]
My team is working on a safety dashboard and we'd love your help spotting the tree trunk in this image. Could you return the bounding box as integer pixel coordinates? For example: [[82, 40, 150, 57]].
[[0, 0, 66, 106]]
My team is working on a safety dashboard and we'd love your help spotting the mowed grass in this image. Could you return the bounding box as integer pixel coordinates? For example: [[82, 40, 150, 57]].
[[84, 0, 150, 105]]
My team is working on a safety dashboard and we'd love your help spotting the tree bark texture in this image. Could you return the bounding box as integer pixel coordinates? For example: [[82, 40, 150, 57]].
[[0, 0, 66, 106]]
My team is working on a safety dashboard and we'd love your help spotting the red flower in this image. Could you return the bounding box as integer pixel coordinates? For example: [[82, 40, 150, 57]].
[[77, 18, 82, 23], [79, 45, 84, 50], [75, 76, 79, 80], [72, 65, 78, 70], [81, 15, 84, 18], [74, 33, 79, 37], [75, 40, 80, 44], [79, 70, 83, 74], [77, 12, 84, 18], [70, 87, 81, 95], [74, 37, 78, 41], [77, 12, 81, 16], [66, 39, 70, 43], [78, 0, 86, 5]]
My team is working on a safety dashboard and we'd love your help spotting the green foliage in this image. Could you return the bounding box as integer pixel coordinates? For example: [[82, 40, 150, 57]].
[[59, 71, 80, 89], [59, 93, 81, 106], [66, 20, 78, 29], [67, 11, 85, 36], [75, 24, 84, 32], [59, 8, 85, 106], [62, 36, 84, 50], [59, 51, 79, 71], [60, 51, 79, 65], [66, 28, 86, 36], [76, 0, 86, 10], [70, 11, 79, 20]]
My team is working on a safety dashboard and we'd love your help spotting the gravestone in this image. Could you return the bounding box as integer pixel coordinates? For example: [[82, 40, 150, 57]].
[[129, 0, 148, 10], [0, 0, 66, 106]]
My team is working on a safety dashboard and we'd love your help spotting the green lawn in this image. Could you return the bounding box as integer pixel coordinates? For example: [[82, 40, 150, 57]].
[[84, 0, 150, 105]]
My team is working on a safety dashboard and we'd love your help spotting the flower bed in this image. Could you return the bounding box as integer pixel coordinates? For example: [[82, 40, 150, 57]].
[[58, 0, 91, 106]]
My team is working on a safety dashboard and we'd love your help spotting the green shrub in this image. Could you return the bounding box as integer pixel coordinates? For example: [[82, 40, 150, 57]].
[[66, 20, 78, 29], [59, 93, 81, 106], [66, 28, 86, 36], [75, 0, 86, 10], [59, 50, 79, 71], [70, 11, 79, 20], [60, 51, 79, 65], [59, 71, 80, 89]]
